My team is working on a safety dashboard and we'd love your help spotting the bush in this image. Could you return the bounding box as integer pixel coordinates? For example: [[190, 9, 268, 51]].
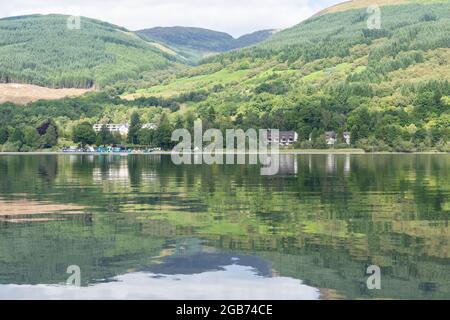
[[375, 141, 392, 152], [297, 140, 313, 149], [334, 143, 351, 149], [313, 136, 329, 149], [1, 142, 21, 152], [416, 142, 431, 152], [436, 140, 450, 153], [392, 139, 416, 152], [20, 145, 33, 152], [357, 138, 392, 152]]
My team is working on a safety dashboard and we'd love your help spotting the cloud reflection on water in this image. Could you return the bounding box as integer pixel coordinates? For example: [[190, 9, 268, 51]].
[[0, 264, 320, 300]]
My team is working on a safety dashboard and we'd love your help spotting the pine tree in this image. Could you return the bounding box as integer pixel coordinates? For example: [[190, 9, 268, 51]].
[[127, 112, 141, 145], [154, 113, 174, 150], [97, 125, 114, 146], [0, 128, 9, 144], [42, 124, 58, 148]]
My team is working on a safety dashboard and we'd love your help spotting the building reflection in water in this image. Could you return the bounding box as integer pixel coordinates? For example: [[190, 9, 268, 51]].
[[344, 154, 351, 176], [93, 156, 130, 184], [91, 155, 162, 185], [278, 154, 298, 175], [307, 154, 352, 175], [326, 154, 337, 174], [88, 154, 351, 184]]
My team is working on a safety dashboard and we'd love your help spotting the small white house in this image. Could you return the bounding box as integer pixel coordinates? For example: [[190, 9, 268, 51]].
[[326, 131, 351, 145], [325, 131, 337, 145], [343, 132, 351, 145]]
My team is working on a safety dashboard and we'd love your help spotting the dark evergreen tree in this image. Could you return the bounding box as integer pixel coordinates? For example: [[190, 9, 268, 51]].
[[154, 113, 174, 150], [96, 125, 115, 146], [127, 112, 141, 145], [0, 128, 9, 144]]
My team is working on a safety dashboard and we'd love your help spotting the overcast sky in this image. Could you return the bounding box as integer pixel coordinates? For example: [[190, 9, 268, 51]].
[[0, 0, 342, 37]]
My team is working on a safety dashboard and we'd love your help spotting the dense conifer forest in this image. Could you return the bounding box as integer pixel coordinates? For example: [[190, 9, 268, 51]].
[[0, 15, 177, 88]]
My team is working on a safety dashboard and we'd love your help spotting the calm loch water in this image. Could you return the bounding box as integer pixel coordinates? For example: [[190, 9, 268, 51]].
[[0, 154, 448, 300]]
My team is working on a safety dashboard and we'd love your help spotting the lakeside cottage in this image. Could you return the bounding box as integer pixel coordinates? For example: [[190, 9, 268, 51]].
[[325, 131, 351, 145], [325, 131, 337, 145], [263, 130, 299, 146], [343, 132, 351, 145]]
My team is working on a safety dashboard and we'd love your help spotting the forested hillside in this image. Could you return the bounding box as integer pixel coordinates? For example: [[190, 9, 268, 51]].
[[0, 14, 179, 88], [0, 0, 449, 152], [124, 0, 450, 152], [137, 27, 274, 64]]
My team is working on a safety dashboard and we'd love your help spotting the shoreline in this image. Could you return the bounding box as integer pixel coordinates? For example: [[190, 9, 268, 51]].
[[0, 150, 448, 156]]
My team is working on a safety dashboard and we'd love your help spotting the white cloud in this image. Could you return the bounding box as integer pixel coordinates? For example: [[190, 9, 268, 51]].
[[0, 0, 341, 37]]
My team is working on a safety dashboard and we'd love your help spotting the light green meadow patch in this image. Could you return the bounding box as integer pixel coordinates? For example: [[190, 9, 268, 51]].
[[301, 63, 354, 82], [128, 68, 253, 98], [302, 70, 325, 82], [334, 62, 352, 72], [352, 65, 367, 74], [243, 67, 300, 85]]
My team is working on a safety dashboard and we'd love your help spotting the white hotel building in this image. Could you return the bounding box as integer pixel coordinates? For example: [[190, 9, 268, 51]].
[[93, 123, 158, 136], [93, 124, 129, 136]]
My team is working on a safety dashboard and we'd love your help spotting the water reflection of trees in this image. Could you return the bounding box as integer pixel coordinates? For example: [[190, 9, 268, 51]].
[[0, 154, 448, 298]]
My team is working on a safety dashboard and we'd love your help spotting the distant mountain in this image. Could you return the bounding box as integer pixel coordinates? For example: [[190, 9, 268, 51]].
[[137, 27, 236, 52], [136, 27, 275, 64], [0, 14, 180, 89], [234, 30, 276, 48]]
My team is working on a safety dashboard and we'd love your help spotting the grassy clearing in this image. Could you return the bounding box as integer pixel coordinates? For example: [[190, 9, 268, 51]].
[[0, 83, 92, 105], [123, 68, 253, 99]]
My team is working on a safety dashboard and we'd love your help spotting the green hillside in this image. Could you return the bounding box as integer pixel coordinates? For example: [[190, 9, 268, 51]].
[[0, 0, 449, 152], [125, 0, 450, 152], [0, 14, 179, 88], [137, 27, 274, 64]]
